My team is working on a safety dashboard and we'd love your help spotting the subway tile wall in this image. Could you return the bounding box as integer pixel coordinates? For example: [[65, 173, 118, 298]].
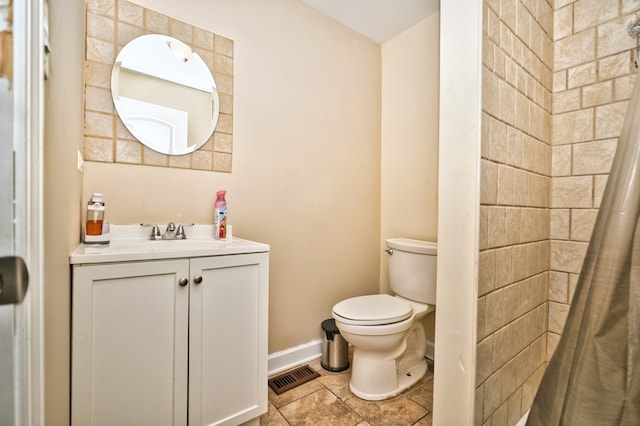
[[549, 0, 640, 356], [84, 0, 234, 172], [479, 0, 640, 424], [479, 0, 552, 423]]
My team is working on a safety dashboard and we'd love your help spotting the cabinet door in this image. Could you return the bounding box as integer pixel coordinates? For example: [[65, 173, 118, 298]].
[[72, 259, 190, 426], [188, 253, 269, 426]]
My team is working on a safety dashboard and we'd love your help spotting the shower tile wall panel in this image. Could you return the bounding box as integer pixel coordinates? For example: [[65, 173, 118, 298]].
[[479, 0, 640, 425], [83, 0, 234, 172], [479, 0, 553, 424], [550, 0, 640, 359]]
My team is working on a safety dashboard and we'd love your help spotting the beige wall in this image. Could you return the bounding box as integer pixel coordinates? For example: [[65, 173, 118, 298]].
[[44, 1, 637, 425], [44, 0, 86, 424], [83, 0, 382, 354], [380, 10, 440, 343], [44, 0, 384, 424]]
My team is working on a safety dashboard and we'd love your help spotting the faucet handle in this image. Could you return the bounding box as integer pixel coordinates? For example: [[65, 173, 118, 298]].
[[141, 223, 162, 240], [176, 223, 195, 240]]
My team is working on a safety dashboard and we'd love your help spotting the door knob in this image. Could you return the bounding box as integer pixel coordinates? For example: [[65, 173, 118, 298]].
[[0, 256, 29, 305], [178, 277, 188, 287], [193, 275, 203, 284]]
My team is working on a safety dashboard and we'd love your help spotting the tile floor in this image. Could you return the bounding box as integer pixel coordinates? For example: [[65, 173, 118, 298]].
[[260, 356, 434, 426]]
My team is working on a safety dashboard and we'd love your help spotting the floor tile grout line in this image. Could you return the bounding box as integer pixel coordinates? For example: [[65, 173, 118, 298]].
[[270, 376, 433, 425], [264, 358, 434, 426]]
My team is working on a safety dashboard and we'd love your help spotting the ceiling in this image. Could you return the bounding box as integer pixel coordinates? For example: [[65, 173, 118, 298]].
[[300, 0, 439, 44]]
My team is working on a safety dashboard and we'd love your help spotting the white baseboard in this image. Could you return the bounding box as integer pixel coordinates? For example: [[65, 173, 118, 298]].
[[426, 340, 435, 360], [268, 339, 323, 376], [268, 338, 436, 375]]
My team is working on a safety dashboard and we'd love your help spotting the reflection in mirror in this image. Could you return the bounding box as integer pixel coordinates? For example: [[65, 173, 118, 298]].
[[111, 34, 219, 156]]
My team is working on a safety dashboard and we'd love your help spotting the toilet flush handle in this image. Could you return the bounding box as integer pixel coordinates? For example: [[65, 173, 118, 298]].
[[385, 248, 393, 255]]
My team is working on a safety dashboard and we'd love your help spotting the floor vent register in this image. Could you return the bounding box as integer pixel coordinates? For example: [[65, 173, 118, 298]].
[[267, 365, 321, 395]]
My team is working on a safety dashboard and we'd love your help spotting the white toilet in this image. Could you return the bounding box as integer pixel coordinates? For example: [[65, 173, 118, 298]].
[[332, 238, 436, 401]]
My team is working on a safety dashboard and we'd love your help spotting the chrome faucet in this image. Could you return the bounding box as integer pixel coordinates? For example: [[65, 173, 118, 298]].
[[141, 222, 194, 240], [162, 222, 178, 239]]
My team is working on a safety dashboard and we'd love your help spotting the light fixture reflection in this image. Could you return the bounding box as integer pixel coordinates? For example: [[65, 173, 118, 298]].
[[167, 40, 195, 63]]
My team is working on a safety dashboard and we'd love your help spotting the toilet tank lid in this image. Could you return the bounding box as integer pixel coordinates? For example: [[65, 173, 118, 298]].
[[385, 238, 437, 255]]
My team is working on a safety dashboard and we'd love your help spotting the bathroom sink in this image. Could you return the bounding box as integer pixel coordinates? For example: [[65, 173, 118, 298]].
[[70, 225, 269, 264], [108, 238, 229, 252]]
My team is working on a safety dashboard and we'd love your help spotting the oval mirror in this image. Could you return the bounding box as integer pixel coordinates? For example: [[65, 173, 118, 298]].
[[111, 34, 219, 156]]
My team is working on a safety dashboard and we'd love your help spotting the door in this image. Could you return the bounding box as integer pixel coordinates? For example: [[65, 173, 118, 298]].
[[0, 0, 45, 425], [188, 253, 269, 426], [71, 260, 190, 426]]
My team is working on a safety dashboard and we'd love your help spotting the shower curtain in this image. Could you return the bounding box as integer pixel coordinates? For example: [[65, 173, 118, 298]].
[[526, 71, 640, 425]]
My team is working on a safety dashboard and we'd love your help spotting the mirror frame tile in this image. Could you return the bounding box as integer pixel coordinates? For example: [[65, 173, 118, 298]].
[[84, 0, 234, 173]]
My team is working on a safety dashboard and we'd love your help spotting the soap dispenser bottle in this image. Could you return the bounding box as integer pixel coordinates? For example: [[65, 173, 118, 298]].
[[214, 190, 227, 239], [86, 193, 105, 236]]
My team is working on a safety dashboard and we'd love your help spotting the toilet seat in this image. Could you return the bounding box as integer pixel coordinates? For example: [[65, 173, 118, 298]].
[[332, 294, 413, 326]]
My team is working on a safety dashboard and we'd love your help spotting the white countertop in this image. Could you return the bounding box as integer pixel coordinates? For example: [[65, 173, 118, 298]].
[[70, 225, 269, 264]]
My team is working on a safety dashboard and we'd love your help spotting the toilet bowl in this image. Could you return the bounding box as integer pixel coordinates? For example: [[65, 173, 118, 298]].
[[332, 238, 437, 401], [333, 294, 433, 400]]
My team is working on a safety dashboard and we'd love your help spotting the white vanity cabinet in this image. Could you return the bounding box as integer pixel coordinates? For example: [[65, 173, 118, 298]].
[[71, 243, 269, 426]]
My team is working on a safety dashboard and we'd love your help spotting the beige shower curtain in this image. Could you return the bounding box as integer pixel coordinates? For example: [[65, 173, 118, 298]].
[[526, 71, 640, 425]]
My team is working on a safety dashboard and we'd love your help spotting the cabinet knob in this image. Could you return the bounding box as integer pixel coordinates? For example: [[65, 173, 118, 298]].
[[178, 277, 189, 287], [193, 275, 203, 284]]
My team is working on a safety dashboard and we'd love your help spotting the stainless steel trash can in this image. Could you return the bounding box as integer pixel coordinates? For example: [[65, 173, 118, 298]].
[[321, 319, 349, 372]]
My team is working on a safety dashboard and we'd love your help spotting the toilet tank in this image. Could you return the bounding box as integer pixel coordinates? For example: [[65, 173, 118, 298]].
[[386, 238, 437, 305]]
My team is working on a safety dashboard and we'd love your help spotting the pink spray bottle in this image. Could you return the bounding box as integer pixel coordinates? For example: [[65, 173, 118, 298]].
[[214, 190, 227, 239]]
